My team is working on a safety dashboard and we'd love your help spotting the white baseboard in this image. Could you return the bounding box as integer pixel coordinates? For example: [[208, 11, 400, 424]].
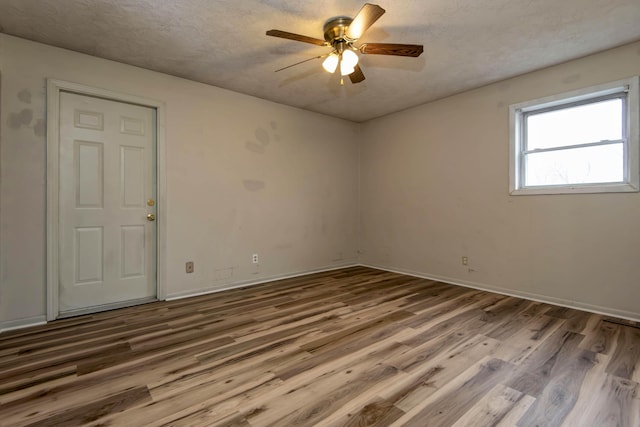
[[0, 316, 47, 333], [7, 263, 634, 332], [166, 262, 359, 301], [0, 263, 359, 330], [359, 263, 640, 323]]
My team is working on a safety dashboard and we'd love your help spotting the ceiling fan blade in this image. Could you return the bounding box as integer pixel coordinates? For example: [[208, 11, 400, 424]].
[[349, 64, 366, 84], [345, 3, 386, 41], [274, 55, 326, 72], [266, 29, 326, 46], [360, 43, 423, 57]]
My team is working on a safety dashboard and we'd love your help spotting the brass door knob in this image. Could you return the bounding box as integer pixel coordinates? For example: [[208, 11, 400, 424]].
[[147, 213, 155, 221]]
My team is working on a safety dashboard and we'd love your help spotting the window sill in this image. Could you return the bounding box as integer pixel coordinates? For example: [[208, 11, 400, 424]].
[[510, 182, 639, 195]]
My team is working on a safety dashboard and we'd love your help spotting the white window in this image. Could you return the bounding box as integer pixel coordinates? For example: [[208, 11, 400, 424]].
[[509, 77, 639, 195]]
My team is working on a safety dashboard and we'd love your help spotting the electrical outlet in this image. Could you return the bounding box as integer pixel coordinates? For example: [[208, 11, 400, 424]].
[[462, 256, 468, 266], [252, 253, 259, 264], [186, 261, 194, 273]]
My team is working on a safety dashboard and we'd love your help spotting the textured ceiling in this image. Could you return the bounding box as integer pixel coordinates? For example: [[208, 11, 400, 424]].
[[1, 0, 640, 122]]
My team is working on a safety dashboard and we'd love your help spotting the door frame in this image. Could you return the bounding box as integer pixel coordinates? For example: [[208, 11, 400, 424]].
[[46, 79, 167, 321]]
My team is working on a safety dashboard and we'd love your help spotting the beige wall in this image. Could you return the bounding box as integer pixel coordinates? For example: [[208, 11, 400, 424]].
[[2, 33, 640, 329], [0, 34, 360, 328], [360, 41, 640, 319]]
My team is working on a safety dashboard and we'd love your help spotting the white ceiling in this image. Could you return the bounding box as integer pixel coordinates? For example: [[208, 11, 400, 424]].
[[1, 0, 640, 122]]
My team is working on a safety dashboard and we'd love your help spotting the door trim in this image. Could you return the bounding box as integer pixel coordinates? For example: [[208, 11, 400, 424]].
[[46, 79, 167, 321]]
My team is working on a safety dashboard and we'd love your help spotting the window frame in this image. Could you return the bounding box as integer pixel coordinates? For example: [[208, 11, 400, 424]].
[[509, 77, 639, 195]]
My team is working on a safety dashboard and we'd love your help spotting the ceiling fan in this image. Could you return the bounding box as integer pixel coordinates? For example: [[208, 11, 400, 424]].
[[266, 3, 423, 84]]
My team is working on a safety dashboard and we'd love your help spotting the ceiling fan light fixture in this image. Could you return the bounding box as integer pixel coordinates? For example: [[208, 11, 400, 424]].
[[322, 52, 339, 73], [342, 48, 359, 68], [340, 49, 358, 75], [340, 62, 355, 76]]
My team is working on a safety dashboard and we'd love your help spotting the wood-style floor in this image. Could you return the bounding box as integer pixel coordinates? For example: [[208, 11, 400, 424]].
[[1, 267, 639, 426]]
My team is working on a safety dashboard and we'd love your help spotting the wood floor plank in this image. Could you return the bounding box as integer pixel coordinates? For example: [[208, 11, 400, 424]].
[[100, 372, 279, 426], [514, 334, 598, 426], [384, 335, 505, 413], [205, 343, 405, 426], [450, 384, 530, 427], [606, 325, 640, 381], [247, 351, 404, 426], [390, 357, 517, 427], [161, 410, 252, 427], [579, 316, 620, 354], [271, 325, 411, 382], [339, 397, 405, 427], [0, 341, 132, 385], [485, 302, 550, 341], [492, 313, 565, 365], [562, 352, 640, 427], [1, 266, 639, 426], [11, 386, 152, 427]]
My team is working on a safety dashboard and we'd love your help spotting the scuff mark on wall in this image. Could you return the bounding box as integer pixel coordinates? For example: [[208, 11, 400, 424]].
[[214, 267, 234, 281], [246, 124, 280, 152], [244, 125, 275, 191], [243, 179, 265, 191], [8, 109, 34, 129], [563, 74, 581, 84], [270, 121, 281, 141], [18, 89, 32, 104], [255, 128, 270, 146], [245, 140, 265, 154], [33, 119, 46, 137]]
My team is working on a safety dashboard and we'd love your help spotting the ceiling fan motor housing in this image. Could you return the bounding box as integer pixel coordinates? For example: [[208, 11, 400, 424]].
[[323, 17, 354, 46]]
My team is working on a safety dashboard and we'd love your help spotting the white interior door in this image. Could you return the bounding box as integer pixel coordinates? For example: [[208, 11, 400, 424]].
[[58, 91, 157, 315]]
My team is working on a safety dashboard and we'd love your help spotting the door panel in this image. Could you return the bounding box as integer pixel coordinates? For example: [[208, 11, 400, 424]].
[[121, 146, 145, 207], [75, 227, 103, 283], [121, 225, 145, 278], [58, 91, 156, 314], [76, 141, 104, 208]]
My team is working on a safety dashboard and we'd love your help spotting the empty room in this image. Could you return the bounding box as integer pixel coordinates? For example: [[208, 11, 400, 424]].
[[1, 1, 640, 426]]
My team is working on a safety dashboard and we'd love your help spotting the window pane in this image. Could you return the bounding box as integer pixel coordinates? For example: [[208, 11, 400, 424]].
[[526, 98, 622, 150], [525, 143, 623, 186]]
